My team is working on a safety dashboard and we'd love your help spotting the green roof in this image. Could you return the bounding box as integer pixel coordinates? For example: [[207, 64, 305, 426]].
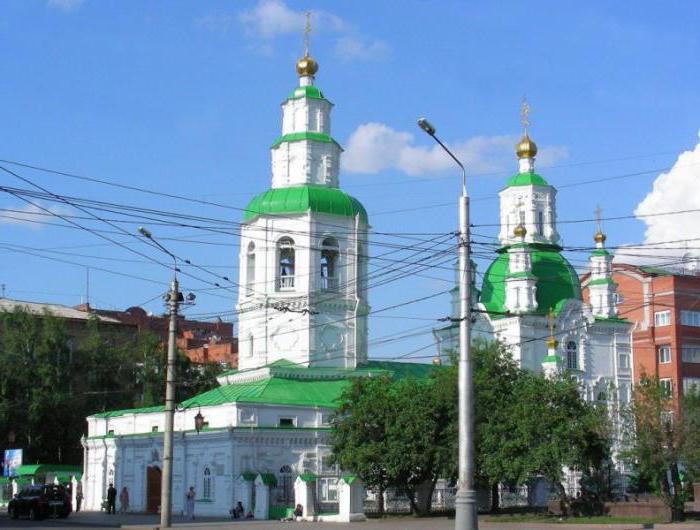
[[287, 85, 327, 101], [299, 472, 317, 482], [12, 464, 81, 478], [481, 245, 581, 317], [542, 354, 562, 364], [639, 265, 672, 277], [590, 249, 610, 256], [91, 405, 165, 418], [505, 172, 549, 187], [243, 185, 368, 223], [271, 132, 342, 150]]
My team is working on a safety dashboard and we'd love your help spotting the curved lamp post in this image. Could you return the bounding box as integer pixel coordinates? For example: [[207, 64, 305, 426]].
[[417, 118, 477, 530]]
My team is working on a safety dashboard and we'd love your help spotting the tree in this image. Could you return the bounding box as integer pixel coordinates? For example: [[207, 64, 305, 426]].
[[621, 375, 700, 521], [330, 375, 394, 515]]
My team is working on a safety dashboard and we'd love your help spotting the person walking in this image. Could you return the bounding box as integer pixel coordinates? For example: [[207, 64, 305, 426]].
[[75, 482, 83, 512], [106, 483, 117, 514], [119, 486, 129, 513], [185, 486, 195, 520]]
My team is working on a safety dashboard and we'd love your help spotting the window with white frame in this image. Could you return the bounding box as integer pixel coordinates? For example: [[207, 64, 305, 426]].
[[680, 310, 700, 327], [566, 341, 578, 370], [245, 242, 256, 297], [203, 467, 212, 500], [654, 310, 671, 327], [318, 477, 339, 502], [657, 344, 672, 364], [618, 383, 630, 403], [618, 346, 630, 370], [682, 345, 700, 363], [239, 407, 256, 424], [277, 237, 296, 290], [660, 378, 673, 397], [683, 377, 700, 395], [320, 454, 338, 475], [320, 237, 339, 291]]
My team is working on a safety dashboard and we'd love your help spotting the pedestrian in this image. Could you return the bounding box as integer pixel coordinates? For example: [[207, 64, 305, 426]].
[[75, 482, 83, 512], [185, 486, 195, 520], [106, 483, 117, 514], [119, 486, 129, 513]]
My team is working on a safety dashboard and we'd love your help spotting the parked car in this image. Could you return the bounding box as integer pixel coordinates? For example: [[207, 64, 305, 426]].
[[8, 484, 71, 520]]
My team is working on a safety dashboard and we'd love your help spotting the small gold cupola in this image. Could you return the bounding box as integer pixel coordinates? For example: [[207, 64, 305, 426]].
[[515, 97, 538, 172]]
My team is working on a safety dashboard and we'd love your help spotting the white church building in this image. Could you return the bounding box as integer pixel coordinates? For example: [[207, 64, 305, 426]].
[[433, 125, 633, 493], [82, 50, 434, 519]]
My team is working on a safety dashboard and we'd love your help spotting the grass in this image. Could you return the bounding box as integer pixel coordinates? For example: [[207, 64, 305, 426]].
[[482, 513, 667, 525]]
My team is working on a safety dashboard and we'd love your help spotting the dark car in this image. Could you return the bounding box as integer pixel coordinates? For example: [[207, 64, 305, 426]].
[[8, 484, 71, 520]]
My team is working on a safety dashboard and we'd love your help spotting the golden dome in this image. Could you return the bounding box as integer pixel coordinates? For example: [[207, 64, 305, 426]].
[[515, 133, 538, 159], [513, 224, 527, 238], [546, 336, 558, 349], [594, 231, 606, 244], [296, 54, 319, 77], [432, 357, 442, 366]]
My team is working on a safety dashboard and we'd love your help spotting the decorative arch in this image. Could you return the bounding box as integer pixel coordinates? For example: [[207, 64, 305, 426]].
[[246, 241, 256, 297], [277, 237, 295, 290], [320, 237, 339, 291]]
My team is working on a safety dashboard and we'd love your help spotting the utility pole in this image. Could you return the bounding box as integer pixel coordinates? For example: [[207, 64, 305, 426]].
[[161, 277, 180, 529], [137, 226, 194, 529], [418, 118, 477, 530]]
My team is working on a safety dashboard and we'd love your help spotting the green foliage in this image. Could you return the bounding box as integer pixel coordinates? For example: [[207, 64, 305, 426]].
[[331, 340, 610, 515], [0, 307, 222, 466], [621, 375, 700, 521]]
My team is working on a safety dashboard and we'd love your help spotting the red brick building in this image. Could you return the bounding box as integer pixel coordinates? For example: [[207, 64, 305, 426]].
[[582, 264, 700, 403], [75, 304, 238, 368]]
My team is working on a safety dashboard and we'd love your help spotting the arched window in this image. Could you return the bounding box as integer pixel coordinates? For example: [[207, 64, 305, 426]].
[[246, 242, 255, 297], [277, 237, 295, 290], [566, 341, 578, 370], [247, 333, 254, 358], [203, 467, 212, 500], [279, 465, 293, 504], [537, 211, 544, 235], [321, 237, 339, 291]]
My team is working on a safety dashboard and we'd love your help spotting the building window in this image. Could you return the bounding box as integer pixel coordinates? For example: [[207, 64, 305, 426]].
[[318, 477, 339, 502], [537, 211, 544, 235], [107, 429, 114, 436], [203, 467, 212, 500], [279, 417, 296, 428], [657, 344, 672, 364], [682, 345, 700, 363], [566, 341, 578, 370], [246, 242, 255, 297], [277, 237, 295, 290], [239, 407, 256, 424], [618, 352, 630, 370], [320, 454, 338, 475], [151, 426, 159, 433], [683, 377, 700, 395], [614, 293, 624, 304], [279, 465, 293, 504], [654, 310, 671, 327], [660, 378, 673, 397], [247, 333, 254, 358], [680, 310, 700, 327], [320, 237, 339, 291]]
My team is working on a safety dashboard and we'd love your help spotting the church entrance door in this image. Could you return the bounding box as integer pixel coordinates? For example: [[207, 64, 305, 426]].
[[146, 466, 161, 513]]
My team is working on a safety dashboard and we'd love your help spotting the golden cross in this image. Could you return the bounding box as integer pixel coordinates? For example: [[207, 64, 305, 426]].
[[547, 308, 555, 339], [303, 11, 312, 56], [594, 204, 603, 234], [520, 96, 530, 133]]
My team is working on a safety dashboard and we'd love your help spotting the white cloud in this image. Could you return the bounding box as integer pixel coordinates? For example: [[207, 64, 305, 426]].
[[47, 0, 84, 11], [220, 0, 388, 60], [0, 203, 72, 230], [342, 122, 568, 177], [335, 35, 391, 61], [625, 131, 700, 265]]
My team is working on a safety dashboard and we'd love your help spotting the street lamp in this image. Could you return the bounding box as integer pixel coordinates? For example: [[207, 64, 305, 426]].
[[137, 226, 194, 529], [194, 410, 205, 434], [417, 118, 477, 530]]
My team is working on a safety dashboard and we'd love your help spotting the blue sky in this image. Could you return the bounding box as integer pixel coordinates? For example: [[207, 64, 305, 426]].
[[0, 0, 699, 361]]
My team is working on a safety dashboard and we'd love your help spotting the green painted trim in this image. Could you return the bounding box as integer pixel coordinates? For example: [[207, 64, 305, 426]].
[[241, 472, 257, 481], [258, 472, 278, 487], [588, 278, 616, 286], [342, 474, 359, 485], [299, 472, 317, 482], [594, 316, 629, 324], [271, 132, 341, 150], [90, 405, 165, 418], [505, 172, 549, 187], [287, 85, 327, 101], [12, 465, 81, 478], [542, 355, 562, 363], [243, 185, 368, 224], [269, 506, 295, 519], [590, 249, 610, 256]]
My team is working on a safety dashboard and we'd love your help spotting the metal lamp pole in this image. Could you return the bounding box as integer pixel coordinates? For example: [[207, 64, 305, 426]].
[[138, 226, 181, 529], [417, 119, 477, 530]]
